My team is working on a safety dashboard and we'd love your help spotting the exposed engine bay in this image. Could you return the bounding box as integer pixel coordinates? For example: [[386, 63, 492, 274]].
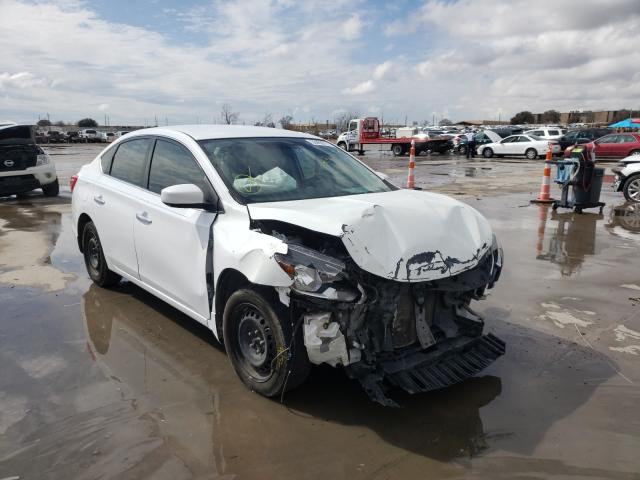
[[254, 219, 506, 407]]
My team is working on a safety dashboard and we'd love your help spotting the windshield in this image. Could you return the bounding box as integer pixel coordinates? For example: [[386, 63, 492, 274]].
[[198, 137, 394, 203]]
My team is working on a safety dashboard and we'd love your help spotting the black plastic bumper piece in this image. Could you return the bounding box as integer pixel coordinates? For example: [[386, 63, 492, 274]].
[[358, 333, 506, 407]]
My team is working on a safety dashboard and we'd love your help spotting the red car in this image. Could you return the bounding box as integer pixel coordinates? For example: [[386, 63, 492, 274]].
[[563, 132, 640, 160]]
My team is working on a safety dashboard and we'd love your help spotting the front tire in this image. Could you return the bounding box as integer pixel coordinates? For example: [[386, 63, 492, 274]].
[[526, 148, 538, 160], [483, 148, 493, 158], [223, 288, 311, 397], [82, 221, 121, 287], [42, 179, 59, 197], [337, 142, 347, 151], [623, 175, 640, 202]]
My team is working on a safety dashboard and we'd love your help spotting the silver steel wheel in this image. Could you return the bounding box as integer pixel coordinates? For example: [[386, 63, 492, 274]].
[[526, 148, 537, 160], [625, 177, 640, 202]]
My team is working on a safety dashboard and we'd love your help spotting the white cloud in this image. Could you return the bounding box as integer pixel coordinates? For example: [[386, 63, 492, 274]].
[[341, 14, 363, 40], [1, 0, 639, 125], [98, 103, 110, 111], [343, 80, 375, 95], [373, 61, 392, 80]]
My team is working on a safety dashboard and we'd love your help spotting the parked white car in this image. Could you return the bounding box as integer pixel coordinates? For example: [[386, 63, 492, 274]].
[[613, 155, 640, 202], [79, 129, 100, 142], [114, 130, 131, 138], [71, 125, 505, 406], [100, 131, 116, 143], [524, 128, 566, 140], [478, 134, 561, 159], [0, 123, 59, 197]]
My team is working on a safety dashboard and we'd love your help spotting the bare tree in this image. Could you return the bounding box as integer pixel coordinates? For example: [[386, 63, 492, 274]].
[[335, 111, 359, 133], [220, 103, 239, 124], [279, 115, 294, 129], [255, 113, 275, 127]]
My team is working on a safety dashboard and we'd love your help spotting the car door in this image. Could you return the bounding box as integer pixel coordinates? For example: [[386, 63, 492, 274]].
[[496, 136, 515, 154], [92, 137, 153, 279], [133, 138, 218, 322], [593, 134, 618, 158], [617, 134, 639, 157]]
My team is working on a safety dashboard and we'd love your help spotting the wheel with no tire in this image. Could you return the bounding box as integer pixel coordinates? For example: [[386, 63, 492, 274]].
[[82, 221, 121, 287], [42, 179, 59, 197], [482, 148, 493, 158], [623, 175, 640, 202], [391, 144, 404, 156], [525, 148, 538, 160], [223, 288, 311, 397]]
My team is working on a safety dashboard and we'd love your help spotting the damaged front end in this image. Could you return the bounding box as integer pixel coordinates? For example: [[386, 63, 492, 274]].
[[257, 219, 505, 407]]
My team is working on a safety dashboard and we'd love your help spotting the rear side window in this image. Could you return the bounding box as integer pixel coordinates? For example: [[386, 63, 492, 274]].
[[109, 138, 151, 187], [148, 139, 210, 195], [100, 147, 116, 172], [548, 130, 559, 135]]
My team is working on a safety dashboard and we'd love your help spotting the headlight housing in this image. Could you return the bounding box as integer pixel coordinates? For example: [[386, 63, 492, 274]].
[[36, 154, 50, 166], [275, 244, 358, 301]]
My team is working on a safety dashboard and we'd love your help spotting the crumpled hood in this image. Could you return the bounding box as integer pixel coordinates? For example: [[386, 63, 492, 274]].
[[248, 189, 494, 281]]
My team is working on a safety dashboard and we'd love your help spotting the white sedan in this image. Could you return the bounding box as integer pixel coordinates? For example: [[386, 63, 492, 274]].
[[71, 125, 505, 406], [478, 134, 561, 159]]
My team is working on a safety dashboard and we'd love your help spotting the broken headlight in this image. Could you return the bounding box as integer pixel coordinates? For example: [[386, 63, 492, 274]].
[[275, 244, 358, 301]]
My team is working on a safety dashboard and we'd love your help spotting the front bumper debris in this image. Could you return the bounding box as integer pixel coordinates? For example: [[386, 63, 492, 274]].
[[356, 333, 505, 407]]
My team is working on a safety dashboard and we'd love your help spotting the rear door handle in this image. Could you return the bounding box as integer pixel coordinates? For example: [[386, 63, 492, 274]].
[[136, 212, 152, 225], [93, 195, 105, 205]]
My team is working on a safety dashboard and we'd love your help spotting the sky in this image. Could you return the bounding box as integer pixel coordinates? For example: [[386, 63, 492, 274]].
[[1, 0, 639, 126]]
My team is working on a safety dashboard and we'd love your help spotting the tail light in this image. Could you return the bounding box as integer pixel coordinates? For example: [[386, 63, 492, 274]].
[[70, 174, 78, 192]]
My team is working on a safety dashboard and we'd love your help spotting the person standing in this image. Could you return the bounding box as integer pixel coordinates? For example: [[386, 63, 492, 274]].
[[466, 130, 476, 159]]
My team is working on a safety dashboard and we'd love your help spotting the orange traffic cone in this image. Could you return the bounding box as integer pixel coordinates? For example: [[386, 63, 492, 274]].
[[531, 144, 555, 204], [407, 140, 416, 189]]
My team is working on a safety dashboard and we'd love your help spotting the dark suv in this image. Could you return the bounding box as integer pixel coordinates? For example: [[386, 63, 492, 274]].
[[558, 128, 613, 151]]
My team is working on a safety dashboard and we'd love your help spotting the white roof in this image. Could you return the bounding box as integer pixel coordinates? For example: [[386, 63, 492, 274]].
[[127, 124, 316, 141]]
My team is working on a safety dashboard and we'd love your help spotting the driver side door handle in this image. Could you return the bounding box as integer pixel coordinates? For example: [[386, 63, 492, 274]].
[[136, 212, 152, 225]]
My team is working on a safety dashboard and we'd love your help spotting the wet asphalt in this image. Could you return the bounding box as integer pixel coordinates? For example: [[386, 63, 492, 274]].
[[0, 145, 639, 479]]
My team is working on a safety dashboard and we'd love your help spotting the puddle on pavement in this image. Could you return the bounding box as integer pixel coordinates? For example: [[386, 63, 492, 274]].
[[1, 193, 639, 479]]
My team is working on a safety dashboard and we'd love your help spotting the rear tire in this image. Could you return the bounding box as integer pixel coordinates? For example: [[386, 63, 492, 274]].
[[42, 179, 59, 197], [483, 148, 493, 158], [526, 148, 538, 160], [629, 150, 640, 156], [623, 175, 640, 202], [391, 144, 404, 156], [223, 288, 311, 397], [82, 221, 121, 287]]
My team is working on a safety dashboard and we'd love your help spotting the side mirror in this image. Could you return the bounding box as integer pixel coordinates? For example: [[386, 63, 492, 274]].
[[161, 184, 214, 210]]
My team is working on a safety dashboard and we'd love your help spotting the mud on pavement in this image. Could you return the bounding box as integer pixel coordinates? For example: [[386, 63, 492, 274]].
[[1, 161, 640, 479]]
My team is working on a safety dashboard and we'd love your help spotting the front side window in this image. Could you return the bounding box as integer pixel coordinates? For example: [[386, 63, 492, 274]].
[[148, 139, 210, 195], [198, 137, 393, 204], [501, 136, 516, 143], [109, 138, 152, 187]]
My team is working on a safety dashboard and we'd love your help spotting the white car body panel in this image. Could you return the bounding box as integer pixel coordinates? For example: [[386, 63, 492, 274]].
[[248, 189, 493, 282], [133, 189, 216, 320]]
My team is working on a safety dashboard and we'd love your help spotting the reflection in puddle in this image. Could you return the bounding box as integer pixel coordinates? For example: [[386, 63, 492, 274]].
[[82, 283, 503, 475], [534, 205, 603, 276], [606, 202, 640, 235]]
